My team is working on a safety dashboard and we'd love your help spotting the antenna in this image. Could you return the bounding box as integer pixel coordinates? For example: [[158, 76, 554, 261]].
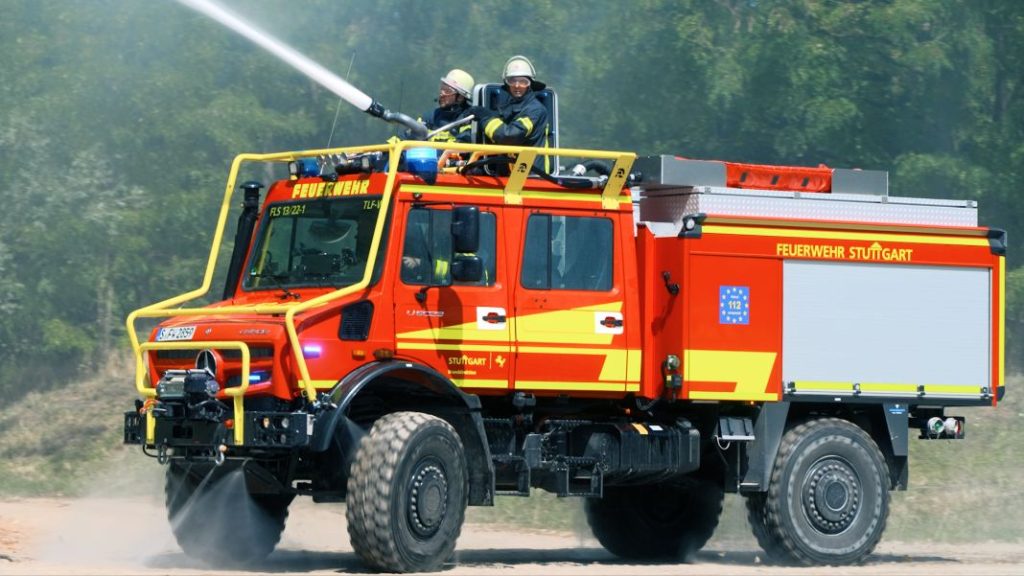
[[326, 52, 357, 148]]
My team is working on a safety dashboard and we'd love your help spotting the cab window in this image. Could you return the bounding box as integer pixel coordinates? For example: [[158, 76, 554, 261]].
[[521, 214, 613, 291], [401, 207, 496, 286]]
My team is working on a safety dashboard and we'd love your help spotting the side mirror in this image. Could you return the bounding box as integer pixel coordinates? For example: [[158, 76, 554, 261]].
[[451, 206, 480, 253], [451, 254, 483, 283]]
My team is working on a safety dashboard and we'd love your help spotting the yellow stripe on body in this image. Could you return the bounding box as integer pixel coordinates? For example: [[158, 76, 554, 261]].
[[792, 381, 855, 391], [791, 381, 985, 396], [453, 379, 509, 389], [397, 303, 623, 346], [702, 225, 991, 247], [396, 322, 512, 342], [397, 302, 638, 388], [398, 342, 512, 353], [627, 349, 642, 382], [517, 302, 623, 345], [791, 381, 916, 393], [684, 350, 777, 401], [924, 385, 986, 395], [598, 349, 628, 382], [515, 347, 635, 382], [400, 343, 641, 385], [400, 184, 631, 206], [516, 381, 627, 392]]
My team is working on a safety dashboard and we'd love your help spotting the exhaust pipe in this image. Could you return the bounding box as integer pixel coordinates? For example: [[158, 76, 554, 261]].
[[176, 0, 427, 139]]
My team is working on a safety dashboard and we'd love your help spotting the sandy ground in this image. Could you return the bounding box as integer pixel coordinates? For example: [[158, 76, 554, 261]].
[[1, 496, 1023, 575]]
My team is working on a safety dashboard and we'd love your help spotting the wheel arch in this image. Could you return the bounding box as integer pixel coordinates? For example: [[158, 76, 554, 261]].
[[311, 360, 494, 506], [742, 402, 907, 492]]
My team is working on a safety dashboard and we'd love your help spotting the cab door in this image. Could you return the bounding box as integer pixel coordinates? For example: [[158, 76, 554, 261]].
[[393, 202, 512, 392], [513, 210, 635, 395]]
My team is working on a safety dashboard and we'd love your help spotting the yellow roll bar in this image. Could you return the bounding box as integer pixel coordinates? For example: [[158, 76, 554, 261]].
[[127, 140, 635, 445]]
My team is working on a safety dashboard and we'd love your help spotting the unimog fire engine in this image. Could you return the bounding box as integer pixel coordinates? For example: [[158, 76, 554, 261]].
[[124, 96, 1004, 571]]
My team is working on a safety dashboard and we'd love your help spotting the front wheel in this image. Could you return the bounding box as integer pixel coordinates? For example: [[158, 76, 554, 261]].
[[756, 417, 890, 565], [346, 412, 468, 573], [585, 478, 723, 560]]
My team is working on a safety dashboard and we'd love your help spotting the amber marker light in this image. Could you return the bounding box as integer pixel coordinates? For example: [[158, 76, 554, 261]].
[[373, 348, 395, 360], [352, 349, 366, 360]]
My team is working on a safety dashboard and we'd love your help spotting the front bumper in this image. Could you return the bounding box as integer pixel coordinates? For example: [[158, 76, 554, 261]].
[[124, 407, 313, 450]]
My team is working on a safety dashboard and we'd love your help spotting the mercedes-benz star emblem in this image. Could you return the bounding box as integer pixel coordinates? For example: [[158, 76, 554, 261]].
[[195, 349, 218, 376]]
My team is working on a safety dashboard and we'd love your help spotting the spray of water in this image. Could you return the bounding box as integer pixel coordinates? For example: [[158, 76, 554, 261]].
[[166, 465, 290, 567], [176, 0, 374, 112], [174, 0, 427, 138]]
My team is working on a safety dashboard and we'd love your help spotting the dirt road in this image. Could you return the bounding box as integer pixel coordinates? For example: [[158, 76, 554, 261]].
[[2, 496, 1022, 575]]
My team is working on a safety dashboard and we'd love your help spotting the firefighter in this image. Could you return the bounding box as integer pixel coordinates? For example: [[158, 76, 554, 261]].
[[468, 55, 551, 172], [477, 56, 549, 147], [422, 69, 476, 143]]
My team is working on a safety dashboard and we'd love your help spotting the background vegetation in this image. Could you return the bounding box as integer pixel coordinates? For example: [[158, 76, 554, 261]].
[[0, 0, 1022, 541]]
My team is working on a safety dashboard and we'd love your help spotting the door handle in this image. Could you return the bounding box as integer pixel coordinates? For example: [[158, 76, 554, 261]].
[[481, 311, 507, 324], [600, 316, 623, 328]]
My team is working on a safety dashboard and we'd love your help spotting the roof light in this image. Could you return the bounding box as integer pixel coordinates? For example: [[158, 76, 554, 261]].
[[288, 158, 320, 178], [405, 148, 438, 185]]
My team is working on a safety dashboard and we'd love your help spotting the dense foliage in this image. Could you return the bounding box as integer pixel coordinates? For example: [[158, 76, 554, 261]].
[[0, 0, 1022, 399]]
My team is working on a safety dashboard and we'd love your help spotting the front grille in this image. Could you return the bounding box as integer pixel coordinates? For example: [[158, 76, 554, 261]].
[[155, 346, 274, 361]]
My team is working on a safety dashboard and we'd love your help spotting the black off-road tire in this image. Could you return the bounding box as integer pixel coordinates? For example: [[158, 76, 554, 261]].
[[164, 463, 292, 565], [585, 478, 724, 560], [346, 412, 468, 573], [756, 417, 889, 566], [744, 492, 790, 563]]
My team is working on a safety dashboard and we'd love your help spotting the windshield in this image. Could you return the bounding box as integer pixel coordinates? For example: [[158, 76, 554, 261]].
[[243, 195, 385, 290]]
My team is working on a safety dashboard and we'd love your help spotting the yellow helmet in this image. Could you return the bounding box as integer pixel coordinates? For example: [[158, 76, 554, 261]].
[[502, 55, 535, 80], [440, 69, 474, 99]]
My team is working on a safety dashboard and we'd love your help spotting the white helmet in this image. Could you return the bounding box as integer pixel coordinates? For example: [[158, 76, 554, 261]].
[[440, 68, 474, 99], [502, 55, 535, 80]]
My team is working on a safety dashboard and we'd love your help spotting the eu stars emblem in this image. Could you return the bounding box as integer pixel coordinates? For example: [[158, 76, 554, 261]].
[[719, 285, 750, 325]]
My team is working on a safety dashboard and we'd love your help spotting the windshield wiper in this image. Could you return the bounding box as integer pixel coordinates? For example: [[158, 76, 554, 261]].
[[249, 271, 301, 300]]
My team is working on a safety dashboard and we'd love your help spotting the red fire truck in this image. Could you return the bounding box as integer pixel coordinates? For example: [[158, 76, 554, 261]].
[[125, 137, 1004, 571]]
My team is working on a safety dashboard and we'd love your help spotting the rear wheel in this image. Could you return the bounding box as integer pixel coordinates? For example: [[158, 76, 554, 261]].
[[165, 463, 292, 565], [755, 417, 889, 565], [346, 412, 468, 573], [585, 478, 723, 560], [745, 492, 789, 563]]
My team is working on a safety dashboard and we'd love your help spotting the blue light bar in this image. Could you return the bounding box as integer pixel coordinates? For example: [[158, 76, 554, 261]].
[[289, 157, 320, 178], [405, 148, 438, 184]]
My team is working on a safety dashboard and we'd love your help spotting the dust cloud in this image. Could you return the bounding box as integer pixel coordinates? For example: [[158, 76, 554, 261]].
[[29, 456, 176, 567]]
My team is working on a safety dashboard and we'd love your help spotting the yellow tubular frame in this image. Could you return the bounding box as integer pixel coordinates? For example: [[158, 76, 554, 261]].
[[127, 141, 635, 445]]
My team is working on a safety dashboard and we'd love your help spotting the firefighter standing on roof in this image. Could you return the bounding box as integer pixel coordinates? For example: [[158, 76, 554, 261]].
[[473, 56, 550, 156], [423, 69, 476, 143]]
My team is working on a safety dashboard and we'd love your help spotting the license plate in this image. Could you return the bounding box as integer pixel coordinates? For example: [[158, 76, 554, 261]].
[[156, 326, 196, 342]]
